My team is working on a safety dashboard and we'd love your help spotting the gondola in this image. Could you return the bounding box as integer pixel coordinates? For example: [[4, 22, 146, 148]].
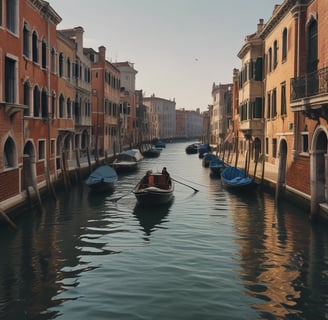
[[220, 166, 258, 191], [202, 153, 218, 167], [142, 147, 161, 158], [133, 171, 174, 206], [209, 158, 225, 177], [85, 165, 118, 192]]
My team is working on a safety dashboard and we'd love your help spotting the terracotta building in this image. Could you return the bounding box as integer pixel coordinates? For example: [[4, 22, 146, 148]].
[[84, 46, 121, 158]]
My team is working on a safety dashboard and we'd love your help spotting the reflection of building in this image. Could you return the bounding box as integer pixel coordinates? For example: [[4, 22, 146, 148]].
[[143, 95, 176, 140]]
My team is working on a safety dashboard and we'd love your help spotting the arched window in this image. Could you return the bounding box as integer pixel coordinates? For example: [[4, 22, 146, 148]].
[[41, 88, 48, 118], [23, 22, 30, 57], [67, 58, 71, 78], [307, 19, 318, 73], [50, 48, 56, 73], [32, 31, 38, 63], [67, 98, 71, 118], [282, 28, 287, 61], [59, 94, 64, 118], [41, 39, 47, 69], [4, 137, 16, 168], [59, 52, 64, 77], [23, 81, 30, 117], [33, 86, 40, 117]]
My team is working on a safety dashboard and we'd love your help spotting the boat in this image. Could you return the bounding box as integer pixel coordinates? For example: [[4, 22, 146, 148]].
[[220, 166, 258, 191], [198, 143, 211, 158], [142, 147, 161, 158], [209, 158, 225, 177], [202, 153, 218, 167], [85, 165, 118, 192], [112, 149, 143, 173], [133, 171, 174, 205], [185, 143, 199, 154], [154, 140, 166, 148]]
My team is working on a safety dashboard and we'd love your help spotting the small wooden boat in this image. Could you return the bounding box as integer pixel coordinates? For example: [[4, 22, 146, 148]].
[[85, 165, 118, 192], [112, 149, 143, 173], [202, 153, 218, 167], [133, 171, 174, 205], [185, 143, 199, 154], [209, 158, 225, 176], [221, 166, 258, 191], [142, 147, 161, 158]]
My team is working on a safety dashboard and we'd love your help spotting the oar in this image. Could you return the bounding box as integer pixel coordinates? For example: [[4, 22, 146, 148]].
[[171, 178, 199, 192], [109, 192, 132, 202]]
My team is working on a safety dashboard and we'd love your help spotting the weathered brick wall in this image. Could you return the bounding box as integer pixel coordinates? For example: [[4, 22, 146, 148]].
[[0, 169, 20, 201], [286, 156, 310, 195], [36, 161, 45, 183]]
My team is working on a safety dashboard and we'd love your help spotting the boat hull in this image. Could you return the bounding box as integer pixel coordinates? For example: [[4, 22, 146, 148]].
[[134, 187, 174, 205]]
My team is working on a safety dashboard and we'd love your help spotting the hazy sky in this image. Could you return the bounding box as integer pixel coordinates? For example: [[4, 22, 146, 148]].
[[49, 0, 280, 111]]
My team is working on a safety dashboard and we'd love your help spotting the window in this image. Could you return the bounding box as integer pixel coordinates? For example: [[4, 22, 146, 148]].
[[51, 93, 56, 118], [282, 28, 287, 61], [59, 53, 64, 77], [67, 58, 71, 78], [59, 94, 64, 118], [23, 22, 30, 57], [51, 48, 56, 73], [6, 0, 17, 34], [307, 19, 318, 73], [32, 31, 38, 63], [4, 137, 16, 168], [67, 98, 71, 118], [265, 137, 269, 155], [5, 56, 17, 103], [41, 89, 48, 118], [41, 40, 47, 69], [271, 89, 277, 118], [268, 48, 272, 72], [272, 138, 277, 158], [0, 1, 2, 26], [255, 57, 262, 81], [38, 140, 45, 160], [273, 40, 278, 69], [266, 92, 271, 118], [301, 132, 309, 154], [281, 83, 287, 116], [33, 86, 40, 117], [23, 81, 30, 117], [253, 97, 263, 118]]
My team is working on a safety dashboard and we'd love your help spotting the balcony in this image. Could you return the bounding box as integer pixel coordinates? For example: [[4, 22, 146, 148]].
[[290, 67, 328, 121]]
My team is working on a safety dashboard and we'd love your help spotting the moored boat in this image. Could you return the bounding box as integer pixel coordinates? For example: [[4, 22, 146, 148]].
[[202, 153, 218, 167], [221, 166, 258, 191], [142, 147, 161, 158], [185, 143, 199, 154], [112, 149, 143, 173], [154, 140, 166, 148], [133, 171, 174, 206], [209, 158, 225, 177], [85, 165, 118, 192], [198, 143, 211, 158]]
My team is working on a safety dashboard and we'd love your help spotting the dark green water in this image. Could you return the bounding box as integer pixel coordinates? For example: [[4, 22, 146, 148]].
[[1, 142, 328, 320]]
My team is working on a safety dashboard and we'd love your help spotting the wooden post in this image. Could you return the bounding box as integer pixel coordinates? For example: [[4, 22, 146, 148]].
[[86, 146, 92, 174], [0, 209, 17, 230]]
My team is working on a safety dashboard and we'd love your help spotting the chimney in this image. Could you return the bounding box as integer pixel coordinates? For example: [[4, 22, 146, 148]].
[[257, 19, 264, 33], [98, 46, 106, 63]]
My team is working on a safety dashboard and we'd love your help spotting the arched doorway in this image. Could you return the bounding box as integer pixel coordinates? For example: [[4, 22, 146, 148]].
[[311, 128, 328, 218], [276, 139, 287, 201]]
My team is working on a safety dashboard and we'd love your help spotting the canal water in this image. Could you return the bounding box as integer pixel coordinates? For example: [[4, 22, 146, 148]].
[[1, 142, 328, 320]]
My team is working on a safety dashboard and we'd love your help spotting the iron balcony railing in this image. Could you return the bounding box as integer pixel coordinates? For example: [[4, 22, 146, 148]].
[[291, 66, 328, 101]]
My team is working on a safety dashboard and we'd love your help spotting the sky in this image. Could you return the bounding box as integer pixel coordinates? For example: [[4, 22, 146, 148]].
[[49, 0, 281, 111]]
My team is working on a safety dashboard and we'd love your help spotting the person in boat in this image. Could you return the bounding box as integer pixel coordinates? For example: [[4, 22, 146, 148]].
[[141, 170, 153, 188], [161, 167, 170, 185]]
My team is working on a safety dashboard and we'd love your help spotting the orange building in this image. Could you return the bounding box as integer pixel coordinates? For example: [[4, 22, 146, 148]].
[[0, 0, 61, 207]]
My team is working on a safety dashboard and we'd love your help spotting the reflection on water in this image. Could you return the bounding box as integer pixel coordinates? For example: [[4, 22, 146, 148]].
[[133, 200, 173, 239], [0, 142, 328, 320]]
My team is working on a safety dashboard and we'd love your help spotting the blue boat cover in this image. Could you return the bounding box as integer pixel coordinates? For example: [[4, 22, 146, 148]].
[[86, 165, 118, 186]]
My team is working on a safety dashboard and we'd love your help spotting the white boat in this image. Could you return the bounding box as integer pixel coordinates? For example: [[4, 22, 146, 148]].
[[112, 149, 143, 173]]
